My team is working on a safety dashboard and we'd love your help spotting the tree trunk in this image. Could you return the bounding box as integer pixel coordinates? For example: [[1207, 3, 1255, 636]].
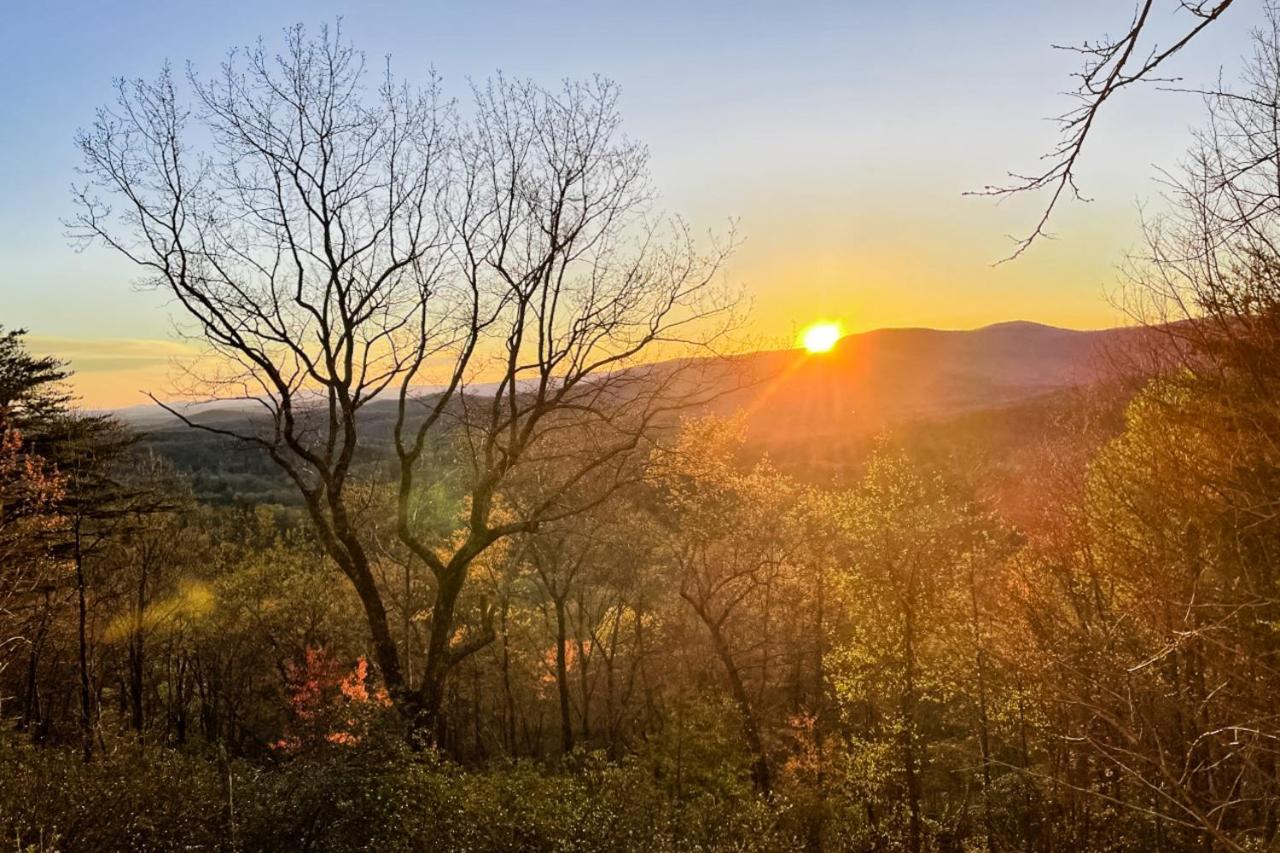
[[129, 560, 148, 739], [306, 492, 406, 710], [809, 559, 828, 853], [173, 654, 189, 745], [338, 544, 404, 700], [969, 563, 994, 853], [500, 598, 517, 755], [902, 598, 922, 853], [129, 637, 144, 737], [20, 589, 50, 737], [403, 557, 414, 688], [1017, 669, 1034, 853], [554, 595, 574, 754], [574, 606, 592, 745], [413, 565, 467, 744], [707, 620, 771, 796], [74, 523, 93, 763]]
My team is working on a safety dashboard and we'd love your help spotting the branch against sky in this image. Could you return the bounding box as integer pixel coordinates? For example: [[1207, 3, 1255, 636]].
[[979, 0, 1236, 262]]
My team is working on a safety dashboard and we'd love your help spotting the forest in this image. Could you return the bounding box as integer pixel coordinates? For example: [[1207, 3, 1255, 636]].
[[3, 5, 1280, 852]]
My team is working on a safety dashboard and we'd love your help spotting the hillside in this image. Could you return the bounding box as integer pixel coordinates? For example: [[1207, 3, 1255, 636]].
[[128, 321, 1144, 501], [729, 320, 1131, 425]]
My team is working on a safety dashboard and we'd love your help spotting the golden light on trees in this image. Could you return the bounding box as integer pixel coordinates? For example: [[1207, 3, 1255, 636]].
[[801, 322, 841, 353]]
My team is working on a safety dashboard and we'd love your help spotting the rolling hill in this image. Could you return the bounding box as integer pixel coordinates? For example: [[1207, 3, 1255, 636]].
[[125, 321, 1146, 501]]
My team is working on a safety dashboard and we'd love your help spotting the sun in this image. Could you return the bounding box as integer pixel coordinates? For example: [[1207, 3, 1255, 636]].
[[801, 322, 842, 354]]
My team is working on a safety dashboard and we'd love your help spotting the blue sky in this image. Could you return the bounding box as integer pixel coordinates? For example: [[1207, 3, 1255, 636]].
[[0, 1, 1258, 404]]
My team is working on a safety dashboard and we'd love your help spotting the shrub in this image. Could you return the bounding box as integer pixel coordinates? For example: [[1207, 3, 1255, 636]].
[[0, 734, 798, 852]]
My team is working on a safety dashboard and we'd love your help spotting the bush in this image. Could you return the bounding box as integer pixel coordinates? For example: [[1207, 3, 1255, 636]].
[[0, 738, 227, 851], [0, 734, 798, 852]]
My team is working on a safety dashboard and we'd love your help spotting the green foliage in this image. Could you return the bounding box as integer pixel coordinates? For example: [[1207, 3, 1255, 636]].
[[0, 736, 227, 852], [0, 327, 71, 428], [632, 694, 763, 800], [0, 734, 796, 852]]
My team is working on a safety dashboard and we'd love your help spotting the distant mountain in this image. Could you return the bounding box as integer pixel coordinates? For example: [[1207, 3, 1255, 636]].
[[737, 321, 1135, 414], [712, 320, 1146, 469], [116, 321, 1136, 427], [122, 321, 1149, 501]]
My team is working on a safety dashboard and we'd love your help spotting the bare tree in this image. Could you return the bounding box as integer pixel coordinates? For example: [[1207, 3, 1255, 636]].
[[1022, 12, 1280, 847], [71, 24, 737, 741], [1126, 0, 1280, 504], [654, 417, 804, 796], [985, 0, 1236, 259]]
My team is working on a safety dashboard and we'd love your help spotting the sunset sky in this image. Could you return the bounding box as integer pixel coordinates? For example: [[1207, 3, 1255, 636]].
[[0, 1, 1253, 408]]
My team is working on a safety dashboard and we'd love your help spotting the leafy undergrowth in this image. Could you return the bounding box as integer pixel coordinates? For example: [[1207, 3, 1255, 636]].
[[0, 735, 796, 853]]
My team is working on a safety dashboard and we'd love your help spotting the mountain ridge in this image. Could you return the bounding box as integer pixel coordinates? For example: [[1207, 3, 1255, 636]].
[[126, 320, 1147, 503], [109, 320, 1137, 422]]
